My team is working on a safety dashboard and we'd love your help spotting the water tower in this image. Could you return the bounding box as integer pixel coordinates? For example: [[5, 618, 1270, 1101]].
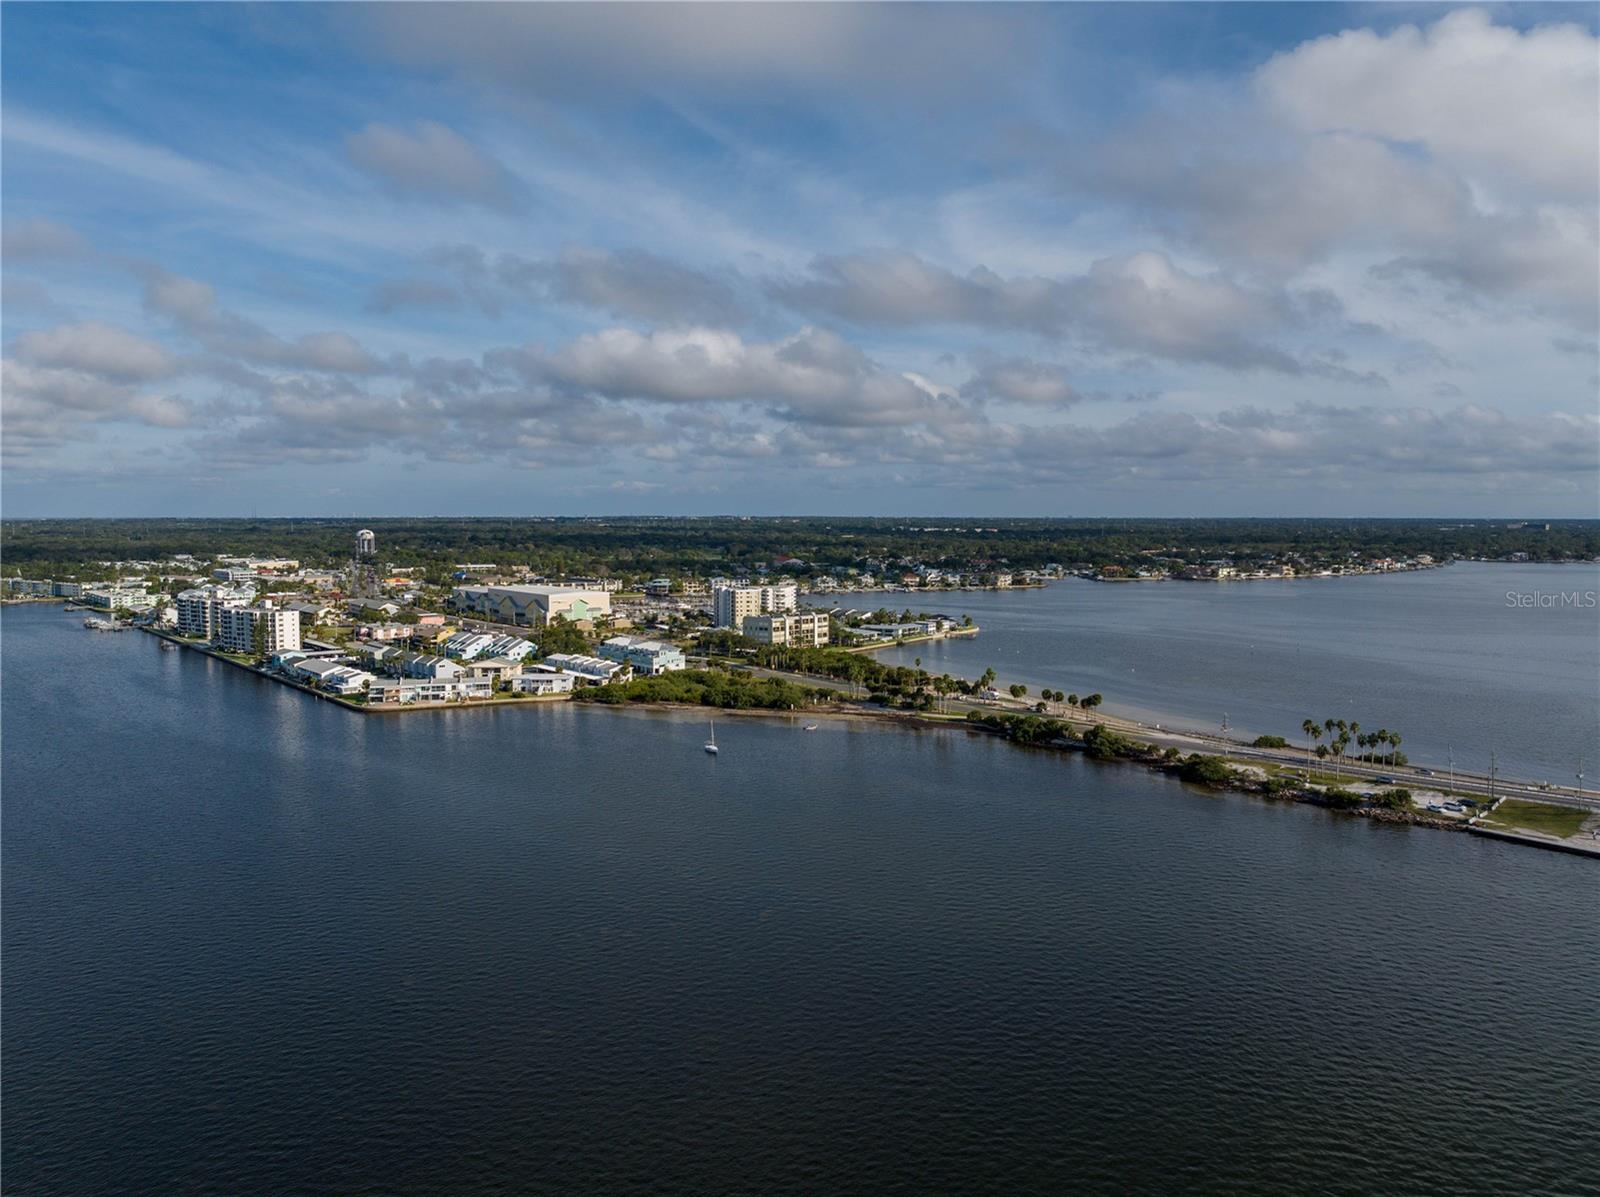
[[356, 529, 376, 557]]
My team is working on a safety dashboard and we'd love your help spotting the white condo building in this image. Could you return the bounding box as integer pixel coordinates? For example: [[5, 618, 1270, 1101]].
[[175, 585, 255, 639], [215, 602, 302, 656], [712, 584, 797, 629]]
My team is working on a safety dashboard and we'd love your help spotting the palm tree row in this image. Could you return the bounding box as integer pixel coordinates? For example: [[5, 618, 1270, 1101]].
[[1301, 717, 1404, 779]]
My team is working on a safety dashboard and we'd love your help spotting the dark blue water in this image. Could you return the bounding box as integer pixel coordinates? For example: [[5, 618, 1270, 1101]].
[[4, 603, 1597, 1195], [868, 562, 1600, 783]]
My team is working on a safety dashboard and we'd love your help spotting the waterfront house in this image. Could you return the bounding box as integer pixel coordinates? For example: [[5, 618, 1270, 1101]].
[[465, 656, 525, 684], [289, 659, 374, 695], [398, 653, 464, 681], [510, 671, 575, 696], [599, 635, 687, 675], [367, 677, 494, 705], [542, 653, 629, 685]]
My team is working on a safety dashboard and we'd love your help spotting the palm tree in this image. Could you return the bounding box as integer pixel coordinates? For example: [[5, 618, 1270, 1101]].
[[1303, 719, 1321, 777], [1390, 731, 1402, 768]]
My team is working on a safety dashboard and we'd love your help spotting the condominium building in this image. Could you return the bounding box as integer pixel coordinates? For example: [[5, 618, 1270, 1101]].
[[740, 612, 830, 648], [175, 585, 254, 639], [712, 583, 797, 628], [215, 603, 302, 656], [83, 585, 157, 611]]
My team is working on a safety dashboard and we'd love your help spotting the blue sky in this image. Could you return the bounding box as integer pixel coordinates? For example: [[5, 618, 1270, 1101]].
[[3, 2, 1596, 517]]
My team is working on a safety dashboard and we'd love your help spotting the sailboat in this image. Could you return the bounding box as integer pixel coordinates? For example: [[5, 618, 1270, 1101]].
[[704, 721, 719, 755]]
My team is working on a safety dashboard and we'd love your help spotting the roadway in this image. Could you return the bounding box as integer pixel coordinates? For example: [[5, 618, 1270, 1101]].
[[740, 662, 1597, 811]]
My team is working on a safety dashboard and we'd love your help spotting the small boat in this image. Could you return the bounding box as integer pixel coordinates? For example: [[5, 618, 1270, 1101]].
[[160, 640, 179, 651], [704, 721, 718, 755], [803, 724, 819, 731]]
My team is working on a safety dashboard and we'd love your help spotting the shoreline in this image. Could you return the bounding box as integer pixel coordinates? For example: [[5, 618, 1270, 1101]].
[[133, 625, 1596, 857]]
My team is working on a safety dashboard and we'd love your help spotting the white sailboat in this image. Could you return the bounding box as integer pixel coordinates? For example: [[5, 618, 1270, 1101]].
[[704, 721, 718, 755]]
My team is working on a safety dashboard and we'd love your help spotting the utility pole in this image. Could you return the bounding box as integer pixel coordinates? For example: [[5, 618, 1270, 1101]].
[[1488, 750, 1497, 804], [1448, 746, 1455, 798], [1578, 755, 1586, 802]]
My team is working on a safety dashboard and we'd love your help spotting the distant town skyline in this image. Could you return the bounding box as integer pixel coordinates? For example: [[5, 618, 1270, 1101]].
[[3, 3, 1596, 517]]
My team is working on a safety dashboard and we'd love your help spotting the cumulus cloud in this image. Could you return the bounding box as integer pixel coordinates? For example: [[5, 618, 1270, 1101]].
[[1061, 10, 1599, 327], [369, 244, 744, 324], [1, 217, 90, 261], [139, 266, 384, 374], [1257, 9, 1599, 200], [1, 359, 196, 455], [536, 325, 955, 426], [345, 120, 521, 211], [349, 4, 1038, 105], [962, 357, 1084, 406], [1371, 206, 1599, 328], [502, 247, 741, 325], [12, 321, 177, 381], [772, 249, 1362, 376]]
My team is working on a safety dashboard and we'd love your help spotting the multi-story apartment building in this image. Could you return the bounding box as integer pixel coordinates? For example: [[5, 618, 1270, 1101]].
[[740, 612, 830, 648], [215, 603, 302, 656], [83, 585, 156, 611], [712, 584, 798, 628], [175, 585, 255, 639]]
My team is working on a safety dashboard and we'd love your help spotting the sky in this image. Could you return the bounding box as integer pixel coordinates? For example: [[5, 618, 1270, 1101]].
[[2, 2, 1597, 518]]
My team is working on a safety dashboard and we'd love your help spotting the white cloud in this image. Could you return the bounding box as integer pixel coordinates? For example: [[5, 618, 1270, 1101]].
[[345, 120, 520, 211], [12, 321, 177, 381], [772, 249, 1363, 376], [1, 217, 90, 261], [1257, 9, 1599, 200], [962, 358, 1083, 406], [540, 325, 953, 427]]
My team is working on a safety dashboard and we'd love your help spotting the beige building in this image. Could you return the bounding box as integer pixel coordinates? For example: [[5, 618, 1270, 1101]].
[[712, 583, 798, 628], [741, 612, 830, 648]]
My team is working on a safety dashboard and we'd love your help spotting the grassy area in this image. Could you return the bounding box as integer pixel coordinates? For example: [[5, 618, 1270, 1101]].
[[1481, 799, 1590, 839]]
